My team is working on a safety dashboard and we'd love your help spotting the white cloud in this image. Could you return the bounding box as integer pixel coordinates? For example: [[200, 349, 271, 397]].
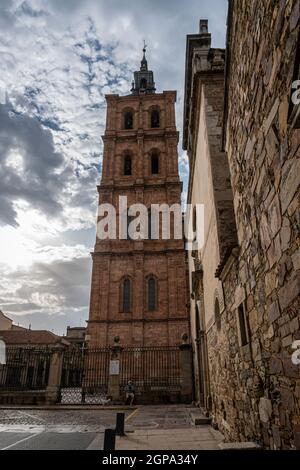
[[0, 0, 227, 333]]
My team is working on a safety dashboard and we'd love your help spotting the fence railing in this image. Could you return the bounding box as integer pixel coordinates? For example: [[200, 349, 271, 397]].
[[120, 346, 181, 392], [0, 347, 52, 391], [0, 344, 193, 404]]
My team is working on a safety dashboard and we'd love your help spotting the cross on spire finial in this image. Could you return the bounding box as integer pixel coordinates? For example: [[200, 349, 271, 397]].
[[131, 41, 156, 94], [140, 40, 148, 71]]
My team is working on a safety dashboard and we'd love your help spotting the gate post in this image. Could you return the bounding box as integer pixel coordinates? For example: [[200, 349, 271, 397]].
[[45, 345, 64, 405], [179, 333, 193, 403], [107, 336, 122, 403]]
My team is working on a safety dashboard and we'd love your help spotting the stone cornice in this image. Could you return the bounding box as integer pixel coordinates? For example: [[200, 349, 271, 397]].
[[91, 248, 186, 257], [102, 129, 179, 142], [97, 180, 182, 191]]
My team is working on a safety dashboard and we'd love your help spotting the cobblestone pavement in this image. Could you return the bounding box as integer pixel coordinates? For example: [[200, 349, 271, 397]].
[[0, 405, 208, 450]]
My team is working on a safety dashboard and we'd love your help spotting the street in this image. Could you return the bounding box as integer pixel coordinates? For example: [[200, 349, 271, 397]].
[[0, 405, 215, 450]]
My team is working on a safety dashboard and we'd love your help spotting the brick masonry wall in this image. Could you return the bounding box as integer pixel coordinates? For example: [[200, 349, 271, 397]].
[[208, 0, 300, 449], [88, 90, 190, 348]]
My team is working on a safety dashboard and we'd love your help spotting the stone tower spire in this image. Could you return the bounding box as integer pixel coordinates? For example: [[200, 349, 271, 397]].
[[131, 42, 156, 94]]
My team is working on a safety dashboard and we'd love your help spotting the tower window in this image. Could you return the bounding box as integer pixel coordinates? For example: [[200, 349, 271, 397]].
[[147, 277, 156, 311], [151, 153, 159, 174], [151, 110, 160, 128], [140, 78, 147, 90], [124, 154, 132, 176], [122, 278, 131, 312], [124, 111, 133, 130]]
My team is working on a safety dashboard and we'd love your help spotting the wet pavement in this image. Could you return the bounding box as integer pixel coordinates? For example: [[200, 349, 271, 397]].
[[0, 405, 222, 450]]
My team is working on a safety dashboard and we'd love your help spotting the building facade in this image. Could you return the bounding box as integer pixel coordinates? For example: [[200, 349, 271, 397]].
[[0, 310, 27, 331], [65, 326, 86, 349], [87, 48, 189, 347], [184, 1, 300, 450]]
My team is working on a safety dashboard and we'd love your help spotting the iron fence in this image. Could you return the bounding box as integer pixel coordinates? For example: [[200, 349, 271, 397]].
[[0, 345, 183, 403], [60, 347, 110, 404], [120, 346, 181, 393], [0, 347, 51, 391]]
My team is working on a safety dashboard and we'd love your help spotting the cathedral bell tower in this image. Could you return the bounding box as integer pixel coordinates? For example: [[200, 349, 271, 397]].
[[87, 46, 189, 347]]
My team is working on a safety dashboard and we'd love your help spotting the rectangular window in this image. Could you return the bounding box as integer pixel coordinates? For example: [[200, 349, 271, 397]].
[[238, 303, 248, 346]]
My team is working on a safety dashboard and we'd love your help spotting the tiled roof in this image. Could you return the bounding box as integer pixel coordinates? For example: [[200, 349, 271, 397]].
[[0, 329, 68, 345]]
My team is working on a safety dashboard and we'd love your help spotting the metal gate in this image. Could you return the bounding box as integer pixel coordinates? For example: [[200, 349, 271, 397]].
[[60, 347, 110, 404]]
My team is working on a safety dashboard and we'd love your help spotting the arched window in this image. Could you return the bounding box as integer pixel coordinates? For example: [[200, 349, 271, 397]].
[[140, 78, 147, 90], [124, 111, 133, 130], [147, 277, 156, 311], [122, 278, 131, 312], [124, 154, 132, 175], [215, 298, 221, 331], [151, 152, 159, 174], [151, 109, 160, 128]]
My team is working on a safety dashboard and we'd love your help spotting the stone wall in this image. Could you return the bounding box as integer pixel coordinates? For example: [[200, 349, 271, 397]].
[[208, 0, 300, 449]]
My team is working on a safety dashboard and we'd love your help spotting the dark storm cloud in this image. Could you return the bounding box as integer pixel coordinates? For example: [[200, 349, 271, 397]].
[[0, 103, 71, 226]]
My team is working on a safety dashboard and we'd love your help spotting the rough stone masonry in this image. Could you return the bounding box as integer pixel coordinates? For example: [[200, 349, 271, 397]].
[[212, 0, 300, 450], [184, 0, 300, 450]]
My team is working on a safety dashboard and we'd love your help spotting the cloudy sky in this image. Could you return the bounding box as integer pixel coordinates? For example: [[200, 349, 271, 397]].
[[0, 0, 227, 335]]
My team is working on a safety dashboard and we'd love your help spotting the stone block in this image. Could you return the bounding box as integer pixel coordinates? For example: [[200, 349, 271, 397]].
[[268, 195, 282, 238], [268, 300, 281, 324], [262, 98, 279, 135], [265, 271, 277, 296], [218, 442, 261, 450], [267, 233, 282, 268], [280, 159, 300, 214], [292, 248, 300, 271], [281, 335, 293, 348], [283, 357, 300, 379], [259, 397, 272, 423], [269, 357, 283, 375], [280, 387, 294, 411], [278, 273, 300, 311], [280, 217, 291, 252]]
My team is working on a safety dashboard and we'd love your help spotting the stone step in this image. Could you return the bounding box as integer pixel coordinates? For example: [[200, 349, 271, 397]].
[[218, 442, 261, 450], [190, 411, 212, 425]]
